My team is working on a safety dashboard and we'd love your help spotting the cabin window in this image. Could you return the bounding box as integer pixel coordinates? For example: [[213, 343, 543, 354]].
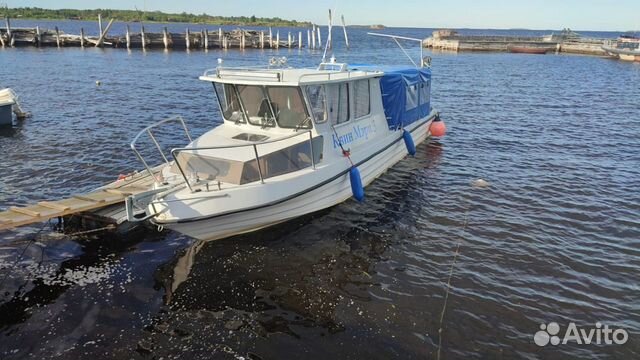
[[306, 85, 328, 123], [267, 86, 311, 129], [420, 80, 431, 105], [213, 83, 245, 123], [236, 85, 276, 127], [353, 79, 371, 119], [327, 83, 349, 125], [405, 84, 419, 111]]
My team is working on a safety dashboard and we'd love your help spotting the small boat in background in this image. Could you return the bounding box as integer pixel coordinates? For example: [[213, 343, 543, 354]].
[[507, 44, 554, 54], [602, 34, 640, 62], [0, 88, 29, 126], [0, 88, 17, 126]]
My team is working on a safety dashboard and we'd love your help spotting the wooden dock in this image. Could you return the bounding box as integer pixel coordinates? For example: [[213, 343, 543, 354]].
[[423, 29, 607, 56], [0, 170, 158, 231], [0, 16, 339, 51]]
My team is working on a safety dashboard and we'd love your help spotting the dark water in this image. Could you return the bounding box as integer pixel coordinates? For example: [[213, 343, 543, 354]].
[[1, 21, 639, 359]]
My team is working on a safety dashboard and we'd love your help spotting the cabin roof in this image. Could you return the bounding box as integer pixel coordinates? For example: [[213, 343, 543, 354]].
[[199, 66, 383, 86]]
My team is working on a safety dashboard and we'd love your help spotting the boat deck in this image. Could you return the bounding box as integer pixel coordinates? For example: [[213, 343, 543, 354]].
[[0, 170, 158, 231]]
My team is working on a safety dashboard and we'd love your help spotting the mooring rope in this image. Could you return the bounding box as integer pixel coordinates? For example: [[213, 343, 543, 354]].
[[436, 203, 471, 360]]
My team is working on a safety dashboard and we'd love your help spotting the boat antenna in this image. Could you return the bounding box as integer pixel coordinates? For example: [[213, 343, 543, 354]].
[[367, 32, 428, 68], [321, 8, 335, 62]]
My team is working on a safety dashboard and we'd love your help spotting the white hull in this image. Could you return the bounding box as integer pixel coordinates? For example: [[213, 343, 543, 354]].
[[159, 115, 434, 241]]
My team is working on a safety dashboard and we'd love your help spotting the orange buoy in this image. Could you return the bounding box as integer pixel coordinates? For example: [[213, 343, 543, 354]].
[[429, 119, 446, 137]]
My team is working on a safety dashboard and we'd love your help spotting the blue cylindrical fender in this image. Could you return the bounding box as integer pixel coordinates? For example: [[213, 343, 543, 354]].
[[349, 167, 365, 202], [403, 130, 416, 156]]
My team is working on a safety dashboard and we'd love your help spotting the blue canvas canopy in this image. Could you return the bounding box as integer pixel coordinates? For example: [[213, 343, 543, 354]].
[[379, 67, 432, 130]]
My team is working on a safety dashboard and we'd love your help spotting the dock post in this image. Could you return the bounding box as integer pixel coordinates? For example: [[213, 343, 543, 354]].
[[307, 29, 311, 49], [312, 26, 316, 49], [185, 28, 190, 50], [341, 15, 350, 49], [36, 26, 41, 47], [5, 17, 12, 47], [97, 13, 103, 35], [125, 25, 131, 49], [276, 31, 280, 49], [260, 31, 264, 49], [269, 27, 273, 48], [55, 26, 61, 48], [80, 27, 85, 47], [327, 10, 332, 50], [141, 26, 146, 50], [94, 19, 114, 48], [288, 32, 292, 48], [218, 28, 222, 48], [241, 29, 245, 49], [317, 26, 322, 48], [299, 31, 302, 49], [0, 25, 4, 47], [163, 27, 169, 50], [203, 29, 208, 49]]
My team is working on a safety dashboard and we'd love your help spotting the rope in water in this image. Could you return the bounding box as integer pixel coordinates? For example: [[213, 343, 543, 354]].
[[436, 203, 470, 360]]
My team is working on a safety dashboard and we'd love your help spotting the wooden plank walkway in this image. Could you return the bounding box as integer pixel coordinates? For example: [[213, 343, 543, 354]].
[[0, 170, 158, 231]]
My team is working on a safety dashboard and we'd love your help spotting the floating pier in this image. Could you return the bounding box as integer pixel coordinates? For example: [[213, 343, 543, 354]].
[[0, 170, 160, 231], [423, 29, 607, 56]]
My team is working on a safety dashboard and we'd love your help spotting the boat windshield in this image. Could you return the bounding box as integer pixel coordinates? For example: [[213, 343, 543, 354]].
[[214, 83, 311, 129]]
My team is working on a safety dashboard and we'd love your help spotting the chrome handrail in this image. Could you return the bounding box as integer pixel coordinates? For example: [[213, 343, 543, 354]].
[[130, 116, 193, 182], [170, 130, 316, 192]]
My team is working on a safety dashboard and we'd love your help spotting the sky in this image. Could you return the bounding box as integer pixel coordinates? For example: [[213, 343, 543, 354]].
[[11, 0, 640, 31]]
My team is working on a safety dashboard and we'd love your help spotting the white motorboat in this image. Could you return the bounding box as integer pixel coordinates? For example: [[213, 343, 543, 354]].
[[126, 40, 444, 241], [0, 88, 17, 126], [602, 34, 640, 62]]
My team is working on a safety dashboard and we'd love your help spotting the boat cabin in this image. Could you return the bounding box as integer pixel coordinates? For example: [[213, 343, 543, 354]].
[[164, 62, 432, 187]]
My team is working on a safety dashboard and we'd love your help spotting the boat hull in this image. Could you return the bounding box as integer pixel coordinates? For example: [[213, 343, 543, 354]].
[[602, 46, 640, 61], [158, 114, 435, 241]]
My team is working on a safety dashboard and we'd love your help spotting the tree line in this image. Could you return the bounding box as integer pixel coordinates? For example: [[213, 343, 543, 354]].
[[2, 7, 312, 27]]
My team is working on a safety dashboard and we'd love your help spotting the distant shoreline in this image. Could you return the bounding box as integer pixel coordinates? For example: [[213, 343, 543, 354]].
[[3, 7, 312, 28]]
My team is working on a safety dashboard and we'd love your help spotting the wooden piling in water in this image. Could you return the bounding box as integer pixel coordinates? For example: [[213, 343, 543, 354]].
[[276, 31, 280, 49], [5, 17, 13, 47], [307, 29, 311, 49], [163, 27, 169, 49], [97, 14, 103, 35], [241, 29, 245, 49], [35, 26, 41, 46], [341, 15, 350, 49], [95, 19, 114, 48], [55, 26, 60, 48], [141, 26, 146, 50], [269, 27, 273, 48], [125, 25, 131, 49], [299, 31, 302, 49], [218, 28, 222, 48], [327, 10, 333, 50], [312, 26, 316, 49], [317, 26, 322, 48], [80, 27, 85, 47], [204, 29, 209, 49], [288, 32, 291, 48], [185, 28, 190, 50], [260, 31, 264, 49]]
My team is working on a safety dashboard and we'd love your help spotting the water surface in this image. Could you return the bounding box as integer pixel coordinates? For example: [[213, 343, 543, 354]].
[[0, 21, 639, 359]]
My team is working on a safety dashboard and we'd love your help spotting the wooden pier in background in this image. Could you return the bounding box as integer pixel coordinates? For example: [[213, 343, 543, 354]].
[[423, 29, 608, 56], [0, 16, 338, 50]]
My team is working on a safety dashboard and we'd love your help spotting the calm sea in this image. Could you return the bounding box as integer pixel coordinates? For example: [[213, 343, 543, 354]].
[[0, 20, 638, 359]]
